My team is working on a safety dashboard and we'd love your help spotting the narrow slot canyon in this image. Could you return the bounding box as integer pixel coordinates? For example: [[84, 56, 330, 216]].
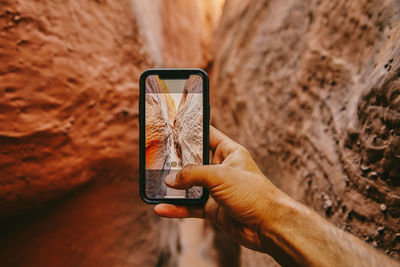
[[0, 0, 399, 266]]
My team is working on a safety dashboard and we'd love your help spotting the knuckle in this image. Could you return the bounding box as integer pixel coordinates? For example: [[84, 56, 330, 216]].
[[212, 165, 228, 184], [180, 164, 195, 184], [237, 145, 250, 156]]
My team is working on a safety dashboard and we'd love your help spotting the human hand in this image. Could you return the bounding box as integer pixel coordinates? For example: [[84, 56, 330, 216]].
[[155, 127, 400, 267], [154, 126, 285, 252]]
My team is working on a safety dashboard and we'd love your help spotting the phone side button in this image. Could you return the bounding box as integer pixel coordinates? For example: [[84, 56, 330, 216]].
[[138, 103, 141, 124]]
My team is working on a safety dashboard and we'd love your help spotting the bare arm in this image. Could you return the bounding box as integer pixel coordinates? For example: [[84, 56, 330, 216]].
[[155, 126, 399, 267], [257, 188, 397, 266]]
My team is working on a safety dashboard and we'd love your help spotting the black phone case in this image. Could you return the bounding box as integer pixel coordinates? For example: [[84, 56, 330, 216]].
[[139, 69, 210, 205]]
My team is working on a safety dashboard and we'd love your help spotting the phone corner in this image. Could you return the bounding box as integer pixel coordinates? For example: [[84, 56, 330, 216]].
[[194, 68, 209, 81], [139, 190, 157, 205]]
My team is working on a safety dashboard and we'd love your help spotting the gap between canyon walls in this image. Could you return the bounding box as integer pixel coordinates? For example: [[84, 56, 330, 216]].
[[131, 0, 223, 68]]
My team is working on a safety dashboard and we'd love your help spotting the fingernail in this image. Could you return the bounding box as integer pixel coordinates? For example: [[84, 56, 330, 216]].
[[165, 172, 177, 186]]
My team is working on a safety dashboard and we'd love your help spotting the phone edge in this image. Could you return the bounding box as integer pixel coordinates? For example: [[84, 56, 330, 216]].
[[139, 68, 210, 205]]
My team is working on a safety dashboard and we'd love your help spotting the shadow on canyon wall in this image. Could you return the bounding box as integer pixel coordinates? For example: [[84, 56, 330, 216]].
[[0, 0, 399, 266]]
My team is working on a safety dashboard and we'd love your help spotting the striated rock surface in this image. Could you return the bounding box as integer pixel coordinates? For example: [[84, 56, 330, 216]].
[[145, 76, 175, 171], [174, 75, 204, 198], [145, 75, 203, 199], [144, 76, 173, 198], [211, 0, 400, 264], [0, 0, 221, 266], [174, 75, 203, 166]]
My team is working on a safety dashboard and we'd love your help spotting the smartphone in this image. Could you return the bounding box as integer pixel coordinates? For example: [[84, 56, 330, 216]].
[[139, 69, 209, 204]]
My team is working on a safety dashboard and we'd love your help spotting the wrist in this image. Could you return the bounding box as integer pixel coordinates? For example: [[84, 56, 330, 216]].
[[258, 189, 313, 266], [259, 190, 301, 236]]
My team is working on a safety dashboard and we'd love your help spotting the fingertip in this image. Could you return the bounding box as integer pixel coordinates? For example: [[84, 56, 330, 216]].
[[165, 164, 217, 189], [164, 172, 177, 187], [165, 166, 195, 189], [153, 204, 166, 215], [154, 204, 190, 218]]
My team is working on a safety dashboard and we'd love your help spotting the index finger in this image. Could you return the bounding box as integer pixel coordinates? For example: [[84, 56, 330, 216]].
[[154, 204, 204, 218], [210, 126, 228, 149], [210, 126, 242, 149]]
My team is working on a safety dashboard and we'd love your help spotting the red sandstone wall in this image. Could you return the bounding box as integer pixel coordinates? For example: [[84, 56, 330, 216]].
[[0, 0, 220, 266]]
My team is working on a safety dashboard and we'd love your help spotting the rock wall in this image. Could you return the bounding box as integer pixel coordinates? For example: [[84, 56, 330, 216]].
[[3, 0, 398, 265], [0, 0, 221, 266], [211, 0, 400, 264]]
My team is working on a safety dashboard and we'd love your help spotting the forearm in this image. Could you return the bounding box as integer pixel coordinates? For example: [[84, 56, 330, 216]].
[[260, 192, 399, 267]]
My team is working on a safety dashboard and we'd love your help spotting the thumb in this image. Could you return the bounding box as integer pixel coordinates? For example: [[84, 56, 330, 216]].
[[165, 164, 225, 189]]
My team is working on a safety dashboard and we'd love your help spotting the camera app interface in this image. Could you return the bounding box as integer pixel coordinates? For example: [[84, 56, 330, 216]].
[[145, 75, 203, 199]]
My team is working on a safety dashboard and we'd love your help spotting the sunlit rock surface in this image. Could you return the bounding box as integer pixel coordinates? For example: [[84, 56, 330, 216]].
[[175, 75, 203, 165], [144, 76, 173, 198], [174, 75, 204, 198]]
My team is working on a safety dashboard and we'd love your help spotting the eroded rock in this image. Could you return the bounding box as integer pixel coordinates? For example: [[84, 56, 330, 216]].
[[211, 0, 400, 261], [0, 0, 221, 266]]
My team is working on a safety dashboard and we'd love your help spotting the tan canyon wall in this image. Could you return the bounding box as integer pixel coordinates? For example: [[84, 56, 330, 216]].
[[211, 0, 400, 265]]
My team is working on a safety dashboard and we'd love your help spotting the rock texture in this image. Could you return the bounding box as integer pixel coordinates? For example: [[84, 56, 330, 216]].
[[211, 0, 400, 264], [174, 75, 203, 198], [132, 0, 223, 68], [174, 75, 203, 166], [144, 75, 203, 199], [0, 0, 221, 266], [5, 0, 398, 265]]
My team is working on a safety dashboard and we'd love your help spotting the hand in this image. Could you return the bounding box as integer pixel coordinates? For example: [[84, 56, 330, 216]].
[[154, 126, 284, 252], [154, 127, 400, 267]]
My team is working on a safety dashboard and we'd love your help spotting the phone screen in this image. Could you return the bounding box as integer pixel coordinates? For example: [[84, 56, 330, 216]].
[[145, 74, 204, 199]]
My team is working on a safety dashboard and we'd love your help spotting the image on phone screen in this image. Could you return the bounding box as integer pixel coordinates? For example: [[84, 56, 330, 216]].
[[145, 74, 203, 199]]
